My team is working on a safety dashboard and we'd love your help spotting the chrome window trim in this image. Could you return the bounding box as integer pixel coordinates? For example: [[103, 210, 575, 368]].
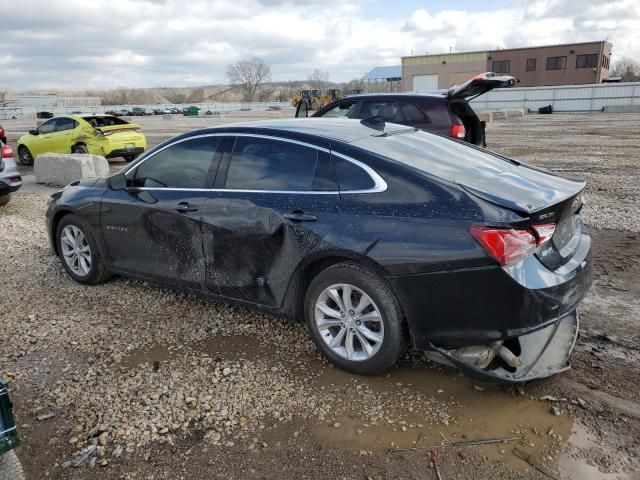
[[124, 132, 387, 194]]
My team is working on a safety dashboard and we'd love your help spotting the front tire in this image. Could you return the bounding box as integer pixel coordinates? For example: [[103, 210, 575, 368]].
[[56, 214, 111, 285], [0, 451, 25, 480], [17, 146, 33, 166], [305, 262, 407, 375]]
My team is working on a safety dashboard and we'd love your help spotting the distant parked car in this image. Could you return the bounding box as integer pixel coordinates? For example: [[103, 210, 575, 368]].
[[36, 111, 54, 119], [298, 72, 516, 147], [131, 107, 154, 116], [118, 109, 133, 116], [17, 115, 147, 165], [45, 118, 592, 382], [0, 143, 22, 206]]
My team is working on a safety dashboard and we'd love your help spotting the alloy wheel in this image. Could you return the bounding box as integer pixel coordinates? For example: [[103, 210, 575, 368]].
[[18, 147, 33, 166], [314, 283, 384, 361], [60, 225, 92, 276]]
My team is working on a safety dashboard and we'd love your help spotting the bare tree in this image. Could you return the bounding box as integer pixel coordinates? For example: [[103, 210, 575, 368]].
[[307, 69, 330, 90], [610, 57, 640, 82], [226, 57, 272, 101], [347, 78, 366, 93]]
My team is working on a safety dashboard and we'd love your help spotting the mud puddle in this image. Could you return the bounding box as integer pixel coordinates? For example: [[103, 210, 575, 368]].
[[121, 334, 264, 368], [312, 363, 573, 473]]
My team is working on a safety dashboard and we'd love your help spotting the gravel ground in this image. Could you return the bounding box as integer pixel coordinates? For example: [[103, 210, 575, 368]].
[[1, 112, 640, 479]]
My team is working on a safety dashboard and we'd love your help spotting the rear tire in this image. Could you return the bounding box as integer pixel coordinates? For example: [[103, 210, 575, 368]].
[[0, 194, 10, 206], [17, 146, 33, 166], [0, 451, 25, 480], [304, 262, 407, 375], [123, 154, 137, 162], [56, 214, 111, 285], [72, 143, 89, 154]]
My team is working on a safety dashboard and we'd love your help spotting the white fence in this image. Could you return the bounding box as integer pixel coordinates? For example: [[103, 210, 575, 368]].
[[0, 101, 293, 120], [470, 82, 640, 113]]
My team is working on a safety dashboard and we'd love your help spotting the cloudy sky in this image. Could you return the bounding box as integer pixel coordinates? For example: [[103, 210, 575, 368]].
[[1, 0, 638, 90]]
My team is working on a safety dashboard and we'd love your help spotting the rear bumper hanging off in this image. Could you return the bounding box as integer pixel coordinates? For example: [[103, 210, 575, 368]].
[[425, 310, 579, 384]]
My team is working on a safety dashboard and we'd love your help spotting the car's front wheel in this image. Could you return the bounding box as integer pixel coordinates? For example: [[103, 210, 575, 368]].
[[56, 214, 111, 285], [17, 146, 33, 166], [305, 262, 407, 375]]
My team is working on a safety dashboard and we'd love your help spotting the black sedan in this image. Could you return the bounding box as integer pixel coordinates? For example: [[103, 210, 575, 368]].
[[46, 118, 593, 382]]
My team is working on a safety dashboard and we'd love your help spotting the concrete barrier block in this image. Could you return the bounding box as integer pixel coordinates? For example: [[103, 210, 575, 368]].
[[506, 109, 525, 118], [476, 111, 493, 122], [34, 153, 109, 187], [491, 110, 508, 120], [603, 105, 640, 113]]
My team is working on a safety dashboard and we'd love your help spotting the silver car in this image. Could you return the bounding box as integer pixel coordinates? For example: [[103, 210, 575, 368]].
[[0, 143, 22, 205]]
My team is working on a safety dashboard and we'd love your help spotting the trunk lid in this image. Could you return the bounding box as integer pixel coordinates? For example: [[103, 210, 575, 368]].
[[447, 72, 517, 100]]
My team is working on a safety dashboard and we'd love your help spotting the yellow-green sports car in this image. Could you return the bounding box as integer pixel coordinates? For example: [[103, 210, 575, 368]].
[[17, 115, 147, 165]]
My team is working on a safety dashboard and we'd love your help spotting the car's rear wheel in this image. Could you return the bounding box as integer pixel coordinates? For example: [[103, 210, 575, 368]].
[[17, 146, 33, 166], [0, 193, 10, 206], [123, 154, 137, 162], [305, 262, 407, 375], [72, 143, 89, 154], [56, 214, 111, 285]]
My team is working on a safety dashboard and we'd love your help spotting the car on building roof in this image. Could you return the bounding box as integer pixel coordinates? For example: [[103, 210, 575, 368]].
[[17, 115, 147, 165], [45, 117, 592, 383], [297, 72, 516, 147]]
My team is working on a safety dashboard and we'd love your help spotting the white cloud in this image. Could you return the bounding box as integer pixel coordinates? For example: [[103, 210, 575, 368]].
[[0, 0, 638, 90]]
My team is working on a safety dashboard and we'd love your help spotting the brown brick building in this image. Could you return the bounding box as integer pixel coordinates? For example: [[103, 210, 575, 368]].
[[402, 41, 613, 91]]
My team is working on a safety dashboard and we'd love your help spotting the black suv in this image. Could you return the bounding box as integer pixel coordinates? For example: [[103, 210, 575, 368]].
[[297, 73, 515, 147]]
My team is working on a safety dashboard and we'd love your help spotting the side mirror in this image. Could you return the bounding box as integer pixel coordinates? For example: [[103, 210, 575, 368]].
[[295, 99, 309, 118], [29, 129, 39, 135], [108, 172, 128, 191]]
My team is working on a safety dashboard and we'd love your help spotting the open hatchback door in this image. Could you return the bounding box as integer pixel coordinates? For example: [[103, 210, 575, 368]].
[[448, 72, 517, 100]]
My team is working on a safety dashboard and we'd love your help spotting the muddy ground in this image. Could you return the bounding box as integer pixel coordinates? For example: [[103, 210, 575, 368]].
[[1, 112, 640, 479]]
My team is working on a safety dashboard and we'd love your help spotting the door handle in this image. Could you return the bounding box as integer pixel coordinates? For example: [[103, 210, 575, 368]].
[[176, 202, 199, 213], [283, 210, 317, 222]]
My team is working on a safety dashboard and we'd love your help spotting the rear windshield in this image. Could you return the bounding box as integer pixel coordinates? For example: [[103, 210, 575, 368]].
[[352, 130, 516, 182], [83, 116, 130, 128]]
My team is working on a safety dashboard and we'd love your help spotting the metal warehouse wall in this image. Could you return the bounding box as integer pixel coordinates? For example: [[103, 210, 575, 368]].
[[469, 82, 640, 112]]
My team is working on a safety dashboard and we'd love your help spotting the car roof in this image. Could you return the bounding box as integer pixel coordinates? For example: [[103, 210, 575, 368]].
[[343, 92, 447, 99], [192, 118, 414, 144]]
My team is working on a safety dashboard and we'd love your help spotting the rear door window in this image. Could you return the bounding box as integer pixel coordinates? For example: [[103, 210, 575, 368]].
[[400, 101, 429, 123], [332, 155, 375, 192], [359, 100, 403, 122], [320, 100, 359, 118], [224, 137, 335, 192], [133, 137, 220, 188], [55, 117, 77, 132]]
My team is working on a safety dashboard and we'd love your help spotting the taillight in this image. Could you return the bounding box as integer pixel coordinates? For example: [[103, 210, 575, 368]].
[[480, 120, 487, 130], [470, 226, 537, 266], [1, 144, 14, 158], [449, 124, 466, 139], [470, 224, 558, 265], [532, 224, 556, 245]]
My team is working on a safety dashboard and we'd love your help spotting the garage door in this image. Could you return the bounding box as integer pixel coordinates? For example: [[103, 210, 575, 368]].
[[412, 74, 439, 92]]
